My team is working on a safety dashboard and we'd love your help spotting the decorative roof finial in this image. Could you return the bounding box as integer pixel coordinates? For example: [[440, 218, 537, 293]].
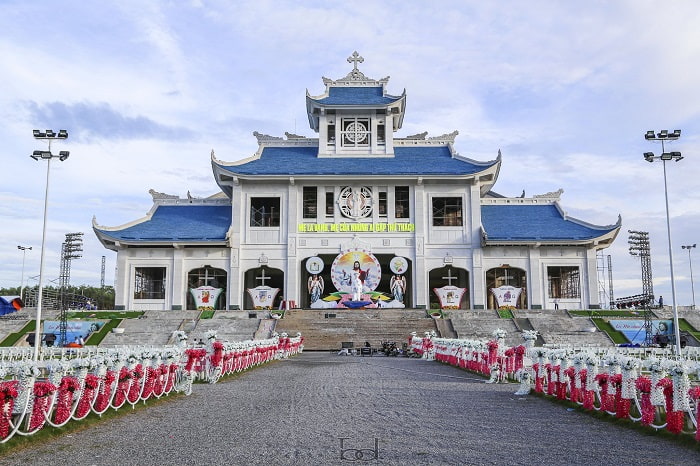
[[347, 51, 364, 71]]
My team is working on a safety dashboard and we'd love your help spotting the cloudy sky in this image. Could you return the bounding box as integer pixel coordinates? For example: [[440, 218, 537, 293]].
[[2, 1, 700, 308]]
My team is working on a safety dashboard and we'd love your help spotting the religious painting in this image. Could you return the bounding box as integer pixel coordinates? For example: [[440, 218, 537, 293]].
[[330, 250, 381, 293]]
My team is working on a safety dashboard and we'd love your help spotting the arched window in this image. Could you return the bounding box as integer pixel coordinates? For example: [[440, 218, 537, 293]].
[[486, 267, 527, 309], [187, 267, 227, 310], [428, 266, 470, 309]]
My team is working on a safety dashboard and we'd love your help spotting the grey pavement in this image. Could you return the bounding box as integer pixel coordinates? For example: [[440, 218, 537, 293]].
[[1, 352, 698, 465]]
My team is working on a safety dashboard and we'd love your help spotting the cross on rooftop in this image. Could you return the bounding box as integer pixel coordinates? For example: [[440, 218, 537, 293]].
[[347, 51, 364, 71], [442, 268, 458, 286], [256, 269, 271, 286]]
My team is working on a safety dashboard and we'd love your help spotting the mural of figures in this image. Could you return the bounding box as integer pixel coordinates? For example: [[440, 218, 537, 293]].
[[308, 274, 324, 303], [330, 250, 381, 293], [390, 274, 406, 303]]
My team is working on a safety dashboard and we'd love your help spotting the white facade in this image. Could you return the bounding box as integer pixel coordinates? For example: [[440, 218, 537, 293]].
[[95, 54, 619, 311]]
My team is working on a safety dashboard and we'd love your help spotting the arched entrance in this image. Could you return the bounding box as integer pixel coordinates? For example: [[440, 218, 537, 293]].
[[486, 266, 528, 309], [186, 266, 227, 310], [243, 266, 284, 310], [428, 266, 470, 309]]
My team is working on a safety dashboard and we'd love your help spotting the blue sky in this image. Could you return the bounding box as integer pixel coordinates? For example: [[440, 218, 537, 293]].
[[2, 1, 700, 308]]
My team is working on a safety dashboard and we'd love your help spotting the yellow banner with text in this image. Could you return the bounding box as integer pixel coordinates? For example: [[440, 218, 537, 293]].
[[298, 223, 415, 233]]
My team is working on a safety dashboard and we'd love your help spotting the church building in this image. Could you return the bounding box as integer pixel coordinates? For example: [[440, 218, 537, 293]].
[[93, 53, 621, 312]]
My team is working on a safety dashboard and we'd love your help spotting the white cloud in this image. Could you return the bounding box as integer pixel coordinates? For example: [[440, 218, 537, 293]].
[[1, 0, 700, 307]]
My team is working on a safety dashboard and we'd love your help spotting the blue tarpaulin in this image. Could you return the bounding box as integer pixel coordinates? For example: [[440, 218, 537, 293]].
[[0, 296, 24, 315]]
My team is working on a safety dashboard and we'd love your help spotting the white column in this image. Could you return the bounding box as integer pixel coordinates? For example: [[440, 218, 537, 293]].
[[171, 247, 185, 310]]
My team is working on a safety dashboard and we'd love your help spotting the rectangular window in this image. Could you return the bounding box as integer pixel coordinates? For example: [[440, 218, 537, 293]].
[[325, 191, 335, 216], [378, 191, 387, 217], [328, 124, 336, 144], [432, 197, 462, 226], [395, 186, 410, 219], [303, 187, 317, 219], [250, 197, 280, 227], [134, 267, 166, 300], [377, 124, 385, 144], [548, 266, 581, 299]]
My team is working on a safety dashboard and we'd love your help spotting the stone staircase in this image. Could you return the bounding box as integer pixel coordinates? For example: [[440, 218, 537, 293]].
[[274, 309, 438, 351], [446, 310, 521, 346]]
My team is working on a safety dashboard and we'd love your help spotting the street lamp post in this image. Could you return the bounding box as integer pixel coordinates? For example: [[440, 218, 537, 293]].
[[644, 129, 683, 355], [17, 245, 32, 301], [31, 129, 69, 361], [682, 244, 696, 310]]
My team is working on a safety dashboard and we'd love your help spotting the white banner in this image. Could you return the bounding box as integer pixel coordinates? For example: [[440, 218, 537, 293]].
[[491, 286, 522, 307], [433, 285, 466, 309], [246, 286, 280, 309], [190, 286, 223, 310]]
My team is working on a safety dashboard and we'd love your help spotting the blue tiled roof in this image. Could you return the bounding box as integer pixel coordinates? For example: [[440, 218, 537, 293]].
[[310, 87, 402, 105], [481, 204, 616, 241], [219, 146, 494, 176], [95, 205, 231, 242]]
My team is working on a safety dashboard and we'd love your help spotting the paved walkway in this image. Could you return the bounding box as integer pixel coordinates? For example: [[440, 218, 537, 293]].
[[2, 353, 698, 465]]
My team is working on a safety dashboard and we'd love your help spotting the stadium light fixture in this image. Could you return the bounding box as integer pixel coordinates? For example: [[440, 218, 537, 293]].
[[30, 128, 69, 361], [643, 129, 683, 354]]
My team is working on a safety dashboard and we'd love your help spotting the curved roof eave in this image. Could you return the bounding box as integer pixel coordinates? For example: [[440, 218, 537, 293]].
[[93, 227, 228, 251], [481, 218, 621, 248]]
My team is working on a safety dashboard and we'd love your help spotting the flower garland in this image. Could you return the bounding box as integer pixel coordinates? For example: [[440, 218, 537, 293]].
[[29, 381, 58, 432], [657, 378, 683, 434], [127, 364, 144, 404], [0, 381, 19, 439], [594, 373, 614, 412], [76, 374, 100, 418], [210, 341, 224, 368], [184, 348, 207, 373], [635, 376, 654, 426], [53, 377, 80, 424], [486, 340, 498, 366], [564, 367, 578, 403], [688, 386, 700, 441], [609, 374, 630, 419], [513, 345, 526, 372], [580, 369, 595, 410], [545, 363, 555, 395], [113, 367, 132, 408], [94, 370, 117, 412]]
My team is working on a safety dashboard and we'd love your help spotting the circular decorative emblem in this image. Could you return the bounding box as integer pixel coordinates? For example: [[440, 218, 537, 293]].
[[330, 250, 381, 293], [345, 121, 368, 143], [338, 186, 373, 219], [390, 256, 408, 274], [305, 256, 325, 274]]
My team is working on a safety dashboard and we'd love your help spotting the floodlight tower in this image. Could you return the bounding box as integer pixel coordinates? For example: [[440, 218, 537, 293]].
[[59, 232, 83, 345], [643, 129, 683, 354], [628, 230, 654, 346], [31, 129, 69, 360]]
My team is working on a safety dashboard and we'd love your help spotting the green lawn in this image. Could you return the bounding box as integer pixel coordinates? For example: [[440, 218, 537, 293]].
[[591, 318, 629, 344], [569, 310, 649, 318], [0, 320, 36, 347]]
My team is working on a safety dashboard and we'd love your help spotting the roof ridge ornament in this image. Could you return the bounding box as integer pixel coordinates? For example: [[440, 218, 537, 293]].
[[148, 189, 179, 201], [533, 188, 564, 199], [253, 131, 284, 143], [428, 130, 459, 143]]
